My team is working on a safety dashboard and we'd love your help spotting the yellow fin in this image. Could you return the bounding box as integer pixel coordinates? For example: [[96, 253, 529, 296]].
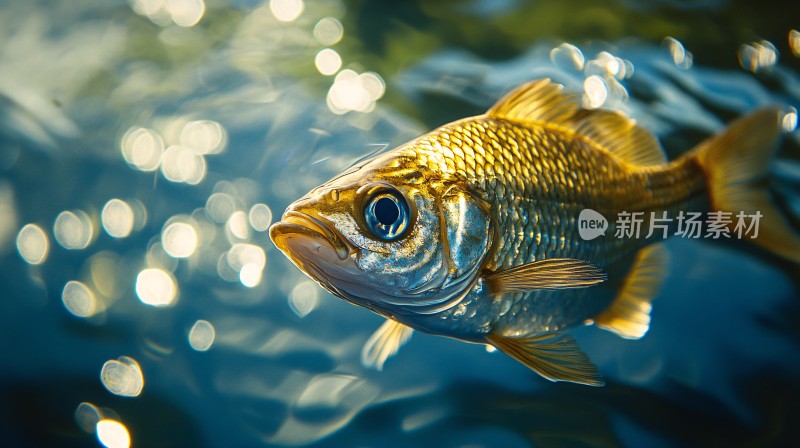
[[571, 109, 667, 166], [486, 332, 604, 386], [484, 258, 607, 294], [487, 78, 580, 127], [487, 79, 666, 167], [360, 319, 413, 371], [595, 244, 669, 339], [693, 108, 800, 263]]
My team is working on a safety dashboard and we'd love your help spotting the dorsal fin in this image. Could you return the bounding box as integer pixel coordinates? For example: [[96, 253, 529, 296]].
[[487, 79, 580, 126], [486, 79, 667, 167], [571, 109, 667, 166]]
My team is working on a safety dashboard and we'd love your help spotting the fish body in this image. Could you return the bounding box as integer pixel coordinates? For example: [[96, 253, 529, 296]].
[[270, 79, 798, 385]]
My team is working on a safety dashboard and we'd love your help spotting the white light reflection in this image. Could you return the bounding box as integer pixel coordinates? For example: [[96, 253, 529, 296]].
[[314, 17, 344, 46], [180, 120, 227, 154], [162, 221, 198, 258], [239, 263, 263, 287], [62, 281, 98, 318], [583, 75, 607, 109], [226, 243, 266, 287], [164, 0, 205, 27], [100, 356, 144, 397], [663, 36, 693, 69], [549, 43, 584, 71], [249, 203, 273, 232], [782, 108, 798, 133], [226, 210, 250, 241], [270, 0, 304, 22], [16, 223, 49, 264], [96, 419, 131, 448], [101, 199, 134, 238], [791, 30, 800, 57], [160, 145, 207, 185], [327, 70, 385, 114], [189, 319, 215, 351], [288, 280, 319, 317], [54, 210, 94, 250], [739, 40, 778, 73], [315, 48, 342, 76], [135, 268, 178, 306], [130, 0, 205, 28], [120, 127, 164, 172], [75, 402, 103, 433], [206, 192, 237, 223]]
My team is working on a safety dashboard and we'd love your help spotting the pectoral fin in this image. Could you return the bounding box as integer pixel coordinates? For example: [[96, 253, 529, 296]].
[[486, 333, 604, 386], [594, 244, 669, 339], [484, 258, 607, 294], [360, 319, 414, 371]]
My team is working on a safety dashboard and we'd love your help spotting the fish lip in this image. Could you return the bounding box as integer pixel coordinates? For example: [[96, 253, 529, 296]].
[[270, 211, 352, 260]]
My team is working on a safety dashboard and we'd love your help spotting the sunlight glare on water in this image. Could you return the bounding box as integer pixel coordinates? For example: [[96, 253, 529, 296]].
[[315, 48, 343, 76], [270, 0, 304, 22], [189, 319, 216, 351], [135, 268, 178, 306], [75, 402, 103, 433], [53, 210, 94, 250], [160, 145, 207, 185], [739, 40, 779, 72], [161, 220, 198, 258], [96, 419, 131, 448], [583, 75, 608, 109], [549, 43, 584, 71], [120, 127, 164, 172], [16, 223, 49, 265], [62, 281, 98, 318], [180, 120, 227, 155], [101, 199, 135, 238], [248, 203, 273, 232], [225, 243, 266, 287], [314, 17, 344, 45], [790, 30, 800, 57], [782, 108, 798, 133], [288, 280, 320, 318], [206, 192, 237, 223], [164, 0, 205, 27], [327, 69, 385, 114], [663, 36, 693, 69], [226, 210, 251, 241], [100, 356, 144, 397]]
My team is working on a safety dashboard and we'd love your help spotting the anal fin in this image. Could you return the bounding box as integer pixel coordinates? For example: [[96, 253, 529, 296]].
[[595, 244, 669, 339], [486, 332, 604, 386], [360, 319, 413, 371]]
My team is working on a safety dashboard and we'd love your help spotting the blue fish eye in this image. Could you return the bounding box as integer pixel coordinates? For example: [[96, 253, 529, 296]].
[[363, 188, 410, 241]]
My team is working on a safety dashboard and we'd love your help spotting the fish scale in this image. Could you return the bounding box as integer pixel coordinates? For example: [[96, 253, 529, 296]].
[[409, 118, 702, 268]]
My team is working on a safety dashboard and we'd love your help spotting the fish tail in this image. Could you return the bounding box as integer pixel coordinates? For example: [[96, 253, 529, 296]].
[[693, 107, 800, 262]]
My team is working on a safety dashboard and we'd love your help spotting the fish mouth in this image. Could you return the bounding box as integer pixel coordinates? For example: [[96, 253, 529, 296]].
[[269, 211, 352, 261]]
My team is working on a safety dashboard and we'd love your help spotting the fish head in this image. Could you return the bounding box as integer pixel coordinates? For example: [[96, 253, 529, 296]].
[[270, 151, 492, 318]]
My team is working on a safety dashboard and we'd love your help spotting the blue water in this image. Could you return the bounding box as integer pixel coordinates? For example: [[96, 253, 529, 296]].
[[1, 1, 799, 447]]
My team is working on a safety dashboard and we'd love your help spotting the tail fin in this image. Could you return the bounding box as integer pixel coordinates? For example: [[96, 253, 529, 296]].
[[693, 108, 800, 263]]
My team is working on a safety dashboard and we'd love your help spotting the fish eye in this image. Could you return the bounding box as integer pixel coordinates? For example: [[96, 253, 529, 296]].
[[361, 185, 411, 242]]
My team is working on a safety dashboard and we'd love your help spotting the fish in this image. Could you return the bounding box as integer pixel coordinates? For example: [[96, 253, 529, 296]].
[[269, 79, 799, 386]]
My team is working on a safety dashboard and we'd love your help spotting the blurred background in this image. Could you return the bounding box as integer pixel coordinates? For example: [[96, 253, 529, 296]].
[[0, 0, 799, 446]]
